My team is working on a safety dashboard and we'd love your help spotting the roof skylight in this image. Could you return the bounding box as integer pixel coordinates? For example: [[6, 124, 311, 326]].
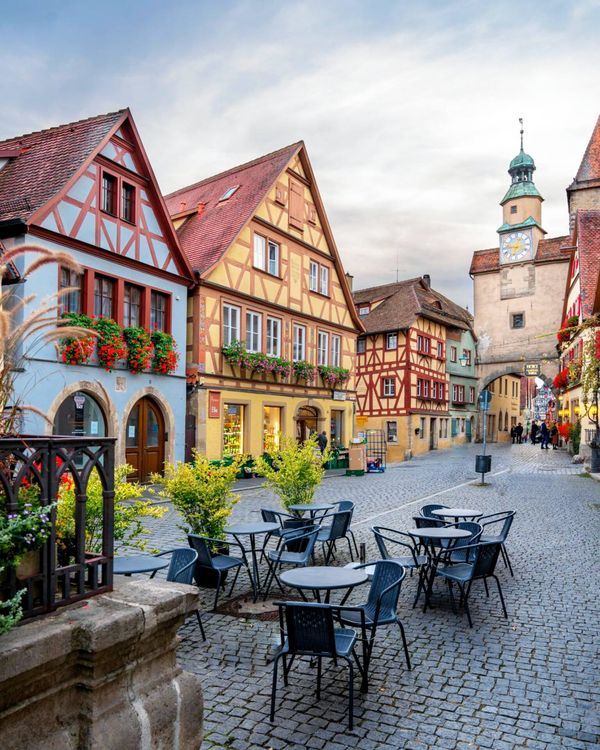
[[219, 185, 239, 202]]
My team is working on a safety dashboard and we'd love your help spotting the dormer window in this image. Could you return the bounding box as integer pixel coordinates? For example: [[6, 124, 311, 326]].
[[219, 186, 239, 202], [358, 305, 370, 316]]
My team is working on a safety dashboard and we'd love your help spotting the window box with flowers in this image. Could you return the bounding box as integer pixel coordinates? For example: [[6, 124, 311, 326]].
[[318, 365, 350, 389], [293, 360, 316, 383], [557, 315, 579, 347], [58, 313, 96, 366], [123, 326, 153, 374], [151, 330, 179, 375], [93, 317, 127, 372], [568, 357, 582, 385], [553, 368, 569, 391]]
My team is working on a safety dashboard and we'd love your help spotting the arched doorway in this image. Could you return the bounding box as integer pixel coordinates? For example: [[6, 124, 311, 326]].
[[296, 406, 319, 443], [53, 391, 107, 438], [125, 397, 165, 482]]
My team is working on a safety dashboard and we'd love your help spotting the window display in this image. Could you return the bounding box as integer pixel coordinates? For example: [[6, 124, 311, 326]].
[[223, 404, 244, 455], [263, 406, 282, 452], [330, 410, 344, 446]]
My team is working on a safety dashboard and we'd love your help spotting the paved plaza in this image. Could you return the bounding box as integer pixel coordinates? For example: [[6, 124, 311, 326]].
[[143, 444, 600, 749]]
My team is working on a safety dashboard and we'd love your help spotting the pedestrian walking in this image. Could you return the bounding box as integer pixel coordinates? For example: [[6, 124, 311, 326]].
[[530, 421, 538, 444], [551, 422, 559, 450], [516, 423, 523, 444], [317, 430, 328, 454], [540, 420, 550, 450], [510, 425, 516, 444]]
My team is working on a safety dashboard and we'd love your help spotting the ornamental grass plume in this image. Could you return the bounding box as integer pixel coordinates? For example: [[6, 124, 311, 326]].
[[0, 244, 96, 436]]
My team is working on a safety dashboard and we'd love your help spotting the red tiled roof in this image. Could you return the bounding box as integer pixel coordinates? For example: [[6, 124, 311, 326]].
[[576, 209, 600, 318], [353, 277, 472, 334], [164, 142, 302, 274], [0, 110, 126, 223], [470, 236, 571, 274], [570, 115, 600, 186]]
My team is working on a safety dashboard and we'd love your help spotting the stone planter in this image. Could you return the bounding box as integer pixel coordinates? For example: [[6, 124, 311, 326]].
[[15, 550, 40, 580]]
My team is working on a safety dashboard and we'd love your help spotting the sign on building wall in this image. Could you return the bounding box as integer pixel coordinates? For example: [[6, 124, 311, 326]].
[[524, 363, 541, 377], [208, 391, 221, 419]]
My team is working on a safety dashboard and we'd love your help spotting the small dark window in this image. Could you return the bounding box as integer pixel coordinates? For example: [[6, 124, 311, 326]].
[[94, 276, 115, 318], [122, 183, 135, 223], [510, 205, 517, 214], [59, 267, 82, 314], [101, 173, 117, 215], [511, 313, 525, 329], [151, 291, 168, 332], [124, 284, 142, 327], [357, 338, 366, 354]]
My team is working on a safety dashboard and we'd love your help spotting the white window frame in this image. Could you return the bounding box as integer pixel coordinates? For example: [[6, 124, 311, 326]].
[[268, 240, 279, 276], [358, 306, 370, 316], [293, 324, 306, 362], [309, 261, 319, 292], [223, 304, 240, 346], [383, 377, 395, 397], [331, 335, 341, 367], [266, 317, 281, 357], [320, 265, 329, 296], [318, 331, 329, 366], [253, 233, 266, 270], [432, 381, 438, 399], [386, 332, 397, 350], [423, 379, 430, 398], [245, 311, 262, 352]]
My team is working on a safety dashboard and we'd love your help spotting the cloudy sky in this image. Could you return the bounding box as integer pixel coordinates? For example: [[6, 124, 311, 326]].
[[2, 0, 599, 308]]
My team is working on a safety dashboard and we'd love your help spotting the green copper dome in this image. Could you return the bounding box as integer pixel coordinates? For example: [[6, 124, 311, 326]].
[[509, 149, 535, 170]]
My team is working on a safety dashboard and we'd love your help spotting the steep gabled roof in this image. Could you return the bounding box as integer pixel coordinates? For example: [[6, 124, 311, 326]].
[[569, 115, 600, 188], [354, 277, 472, 335], [164, 142, 302, 274], [470, 235, 571, 275], [0, 111, 126, 223]]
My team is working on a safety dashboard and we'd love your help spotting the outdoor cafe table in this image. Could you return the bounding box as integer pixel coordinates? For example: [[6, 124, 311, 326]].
[[113, 555, 169, 577], [225, 521, 280, 601], [287, 502, 334, 519], [407, 527, 472, 610], [280, 565, 368, 603], [431, 507, 483, 523]]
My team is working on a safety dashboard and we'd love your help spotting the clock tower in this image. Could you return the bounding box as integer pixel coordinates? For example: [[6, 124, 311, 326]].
[[497, 122, 546, 264]]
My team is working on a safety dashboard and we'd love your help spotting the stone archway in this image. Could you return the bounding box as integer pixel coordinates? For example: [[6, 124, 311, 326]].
[[294, 403, 321, 443], [47, 381, 118, 446]]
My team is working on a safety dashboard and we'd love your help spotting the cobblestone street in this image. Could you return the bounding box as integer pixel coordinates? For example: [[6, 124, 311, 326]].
[[144, 444, 600, 749]]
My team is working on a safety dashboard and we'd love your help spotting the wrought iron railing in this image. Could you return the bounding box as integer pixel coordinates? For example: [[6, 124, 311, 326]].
[[0, 435, 115, 618]]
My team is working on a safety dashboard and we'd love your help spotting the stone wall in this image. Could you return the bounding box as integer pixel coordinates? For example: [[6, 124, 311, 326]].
[[0, 579, 203, 749]]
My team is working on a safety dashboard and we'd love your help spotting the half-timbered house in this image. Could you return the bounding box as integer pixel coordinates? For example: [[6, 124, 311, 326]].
[[353, 276, 473, 461], [0, 110, 194, 480], [164, 142, 362, 460]]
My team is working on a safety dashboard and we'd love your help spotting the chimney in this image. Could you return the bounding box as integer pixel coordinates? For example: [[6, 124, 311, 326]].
[[197, 202, 206, 217], [345, 272, 354, 291], [422, 274, 431, 288], [180, 201, 187, 212]]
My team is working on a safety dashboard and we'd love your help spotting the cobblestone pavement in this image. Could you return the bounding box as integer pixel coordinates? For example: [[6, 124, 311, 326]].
[[139, 444, 600, 749]]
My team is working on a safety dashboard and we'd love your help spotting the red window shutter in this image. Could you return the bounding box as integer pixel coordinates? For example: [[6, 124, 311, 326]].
[[289, 180, 304, 231]]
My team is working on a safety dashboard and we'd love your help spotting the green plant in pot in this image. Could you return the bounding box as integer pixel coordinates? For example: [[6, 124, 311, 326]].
[[154, 452, 240, 587]]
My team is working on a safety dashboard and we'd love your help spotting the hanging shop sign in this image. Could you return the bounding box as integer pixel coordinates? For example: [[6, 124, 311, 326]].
[[208, 391, 221, 419]]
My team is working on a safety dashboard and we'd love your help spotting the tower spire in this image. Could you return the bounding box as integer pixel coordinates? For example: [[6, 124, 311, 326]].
[[519, 117, 524, 152]]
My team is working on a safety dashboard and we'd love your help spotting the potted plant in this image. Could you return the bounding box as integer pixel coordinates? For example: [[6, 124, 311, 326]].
[[154, 452, 240, 587]]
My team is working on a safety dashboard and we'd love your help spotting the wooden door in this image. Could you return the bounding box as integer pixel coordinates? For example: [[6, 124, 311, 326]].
[[429, 418, 437, 450], [126, 397, 165, 482]]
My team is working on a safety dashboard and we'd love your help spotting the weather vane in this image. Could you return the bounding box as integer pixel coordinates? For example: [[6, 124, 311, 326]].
[[519, 117, 524, 151]]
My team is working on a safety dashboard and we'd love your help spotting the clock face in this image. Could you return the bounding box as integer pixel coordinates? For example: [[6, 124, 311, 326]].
[[501, 231, 532, 262]]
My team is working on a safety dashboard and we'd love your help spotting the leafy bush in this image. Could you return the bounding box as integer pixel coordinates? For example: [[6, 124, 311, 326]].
[[569, 421, 581, 455], [155, 452, 240, 540], [254, 434, 329, 512]]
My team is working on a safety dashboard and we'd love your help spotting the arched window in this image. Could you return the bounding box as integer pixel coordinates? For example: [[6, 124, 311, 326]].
[[53, 391, 107, 438]]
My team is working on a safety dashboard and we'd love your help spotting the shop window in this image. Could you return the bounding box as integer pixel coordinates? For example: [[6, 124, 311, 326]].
[[386, 421, 398, 443], [150, 291, 167, 332], [124, 284, 142, 327], [94, 275, 114, 318], [223, 404, 244, 455], [330, 409, 344, 447], [59, 266, 82, 314], [263, 406, 281, 452], [53, 391, 106, 438]]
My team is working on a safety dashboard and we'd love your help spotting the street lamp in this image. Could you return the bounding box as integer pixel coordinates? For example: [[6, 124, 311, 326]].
[[458, 353, 468, 367]]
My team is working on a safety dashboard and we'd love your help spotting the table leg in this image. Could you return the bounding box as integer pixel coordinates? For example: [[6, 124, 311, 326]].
[[250, 534, 259, 602]]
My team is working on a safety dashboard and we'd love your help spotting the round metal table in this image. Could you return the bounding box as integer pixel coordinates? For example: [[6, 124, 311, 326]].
[[287, 502, 334, 520], [280, 565, 368, 603], [226, 522, 280, 601], [344, 561, 377, 579], [113, 555, 169, 577], [431, 507, 483, 523]]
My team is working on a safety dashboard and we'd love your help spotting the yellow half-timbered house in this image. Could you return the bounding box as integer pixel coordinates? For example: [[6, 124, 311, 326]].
[[165, 143, 363, 460], [354, 276, 474, 462]]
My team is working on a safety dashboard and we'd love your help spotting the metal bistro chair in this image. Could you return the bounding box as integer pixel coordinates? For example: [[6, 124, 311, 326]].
[[435, 541, 508, 627], [446, 521, 483, 561], [262, 526, 320, 600], [372, 525, 428, 604], [478, 511, 515, 576], [187, 534, 253, 611], [153, 548, 205, 641], [270, 601, 365, 730], [420, 504, 449, 524], [259, 508, 301, 562], [338, 560, 411, 691], [317, 510, 355, 564], [335, 500, 359, 557]]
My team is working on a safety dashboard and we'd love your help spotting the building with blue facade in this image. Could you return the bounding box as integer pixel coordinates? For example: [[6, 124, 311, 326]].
[[0, 110, 194, 480]]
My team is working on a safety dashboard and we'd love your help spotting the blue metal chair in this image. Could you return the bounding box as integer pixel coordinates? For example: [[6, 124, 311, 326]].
[[259, 508, 304, 562], [270, 602, 364, 730], [337, 560, 410, 691], [262, 526, 320, 600], [317, 510, 354, 563], [335, 500, 359, 557], [372, 526, 427, 576], [446, 521, 482, 560], [436, 541, 508, 627], [187, 534, 253, 611], [153, 548, 205, 641], [478, 511, 515, 576], [420, 503, 448, 521]]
